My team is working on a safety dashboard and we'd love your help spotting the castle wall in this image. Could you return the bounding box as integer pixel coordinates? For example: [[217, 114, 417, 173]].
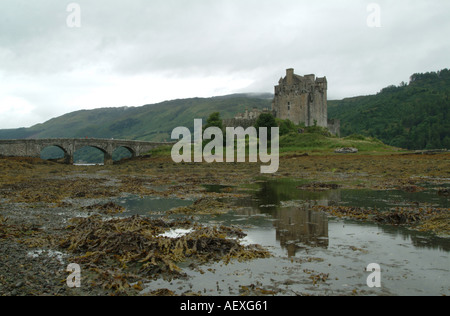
[[272, 92, 309, 125], [222, 118, 257, 129], [311, 86, 328, 128], [327, 119, 341, 137]]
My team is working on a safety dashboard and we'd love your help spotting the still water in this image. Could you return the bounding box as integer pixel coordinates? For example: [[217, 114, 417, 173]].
[[117, 179, 449, 296]]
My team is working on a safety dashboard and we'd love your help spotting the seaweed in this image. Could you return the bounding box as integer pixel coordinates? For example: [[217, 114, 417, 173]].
[[58, 215, 270, 293], [0, 215, 41, 240]]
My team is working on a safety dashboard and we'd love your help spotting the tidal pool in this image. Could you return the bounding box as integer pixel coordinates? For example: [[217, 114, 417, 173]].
[[121, 179, 450, 295], [115, 194, 193, 216], [144, 214, 449, 296]]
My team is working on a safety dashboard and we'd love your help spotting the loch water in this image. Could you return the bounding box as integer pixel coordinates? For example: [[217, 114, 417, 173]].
[[116, 179, 449, 295]]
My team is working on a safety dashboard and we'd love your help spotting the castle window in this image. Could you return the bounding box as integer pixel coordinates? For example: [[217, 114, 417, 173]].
[[288, 102, 291, 111]]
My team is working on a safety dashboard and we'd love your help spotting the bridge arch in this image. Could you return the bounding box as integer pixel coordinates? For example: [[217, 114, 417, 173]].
[[112, 146, 136, 162], [74, 145, 112, 165], [40, 145, 71, 163]]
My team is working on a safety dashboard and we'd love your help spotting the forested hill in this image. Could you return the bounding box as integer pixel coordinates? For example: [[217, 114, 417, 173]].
[[328, 68, 450, 150]]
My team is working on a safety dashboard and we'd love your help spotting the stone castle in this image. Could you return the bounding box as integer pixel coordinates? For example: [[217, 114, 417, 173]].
[[224, 68, 340, 136], [273, 69, 327, 127]]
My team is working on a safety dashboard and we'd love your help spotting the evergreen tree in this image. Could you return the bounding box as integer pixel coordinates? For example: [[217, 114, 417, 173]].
[[255, 113, 277, 139], [204, 112, 223, 130]]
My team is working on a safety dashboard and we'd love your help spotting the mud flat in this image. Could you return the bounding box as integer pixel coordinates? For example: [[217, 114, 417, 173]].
[[0, 154, 449, 296]]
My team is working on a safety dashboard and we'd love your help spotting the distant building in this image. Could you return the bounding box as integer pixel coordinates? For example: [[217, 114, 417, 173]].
[[234, 107, 270, 120], [222, 107, 272, 129]]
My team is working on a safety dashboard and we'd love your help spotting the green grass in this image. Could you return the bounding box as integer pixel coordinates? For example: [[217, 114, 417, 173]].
[[279, 132, 396, 154], [148, 145, 173, 157], [147, 131, 397, 159]]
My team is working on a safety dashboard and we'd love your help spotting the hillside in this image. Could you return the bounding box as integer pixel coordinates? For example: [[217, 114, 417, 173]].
[[0, 93, 273, 142], [328, 68, 450, 150]]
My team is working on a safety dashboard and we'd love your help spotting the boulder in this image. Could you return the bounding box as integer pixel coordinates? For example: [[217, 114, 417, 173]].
[[335, 147, 358, 154]]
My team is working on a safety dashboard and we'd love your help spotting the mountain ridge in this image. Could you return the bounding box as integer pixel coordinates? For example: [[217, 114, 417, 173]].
[[0, 94, 273, 142]]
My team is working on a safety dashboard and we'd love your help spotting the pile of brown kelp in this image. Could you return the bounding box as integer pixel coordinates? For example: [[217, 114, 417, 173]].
[[59, 215, 270, 285], [312, 205, 449, 235]]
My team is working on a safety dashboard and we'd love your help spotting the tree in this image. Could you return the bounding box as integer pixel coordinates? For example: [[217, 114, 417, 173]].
[[442, 136, 450, 149], [204, 112, 223, 130], [255, 113, 277, 139], [203, 112, 224, 148]]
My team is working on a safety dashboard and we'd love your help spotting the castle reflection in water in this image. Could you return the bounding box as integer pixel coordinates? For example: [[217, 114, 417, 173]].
[[275, 206, 329, 257], [233, 184, 341, 257]]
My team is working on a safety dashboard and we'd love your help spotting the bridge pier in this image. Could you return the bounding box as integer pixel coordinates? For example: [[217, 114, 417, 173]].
[[104, 152, 113, 166], [64, 153, 74, 165]]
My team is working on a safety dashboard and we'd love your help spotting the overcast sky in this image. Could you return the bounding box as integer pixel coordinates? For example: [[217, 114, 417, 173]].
[[1, 0, 449, 129]]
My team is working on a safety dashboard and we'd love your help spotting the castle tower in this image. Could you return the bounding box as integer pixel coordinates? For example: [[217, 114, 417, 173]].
[[272, 68, 328, 128]]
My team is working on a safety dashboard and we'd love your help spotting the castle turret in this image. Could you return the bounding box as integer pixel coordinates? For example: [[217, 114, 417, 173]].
[[286, 68, 294, 85]]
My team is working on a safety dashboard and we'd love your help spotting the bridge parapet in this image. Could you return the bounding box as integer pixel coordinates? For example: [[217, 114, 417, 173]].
[[0, 138, 173, 165]]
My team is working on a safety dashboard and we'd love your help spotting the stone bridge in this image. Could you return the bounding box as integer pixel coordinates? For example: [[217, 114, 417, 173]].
[[0, 138, 173, 165]]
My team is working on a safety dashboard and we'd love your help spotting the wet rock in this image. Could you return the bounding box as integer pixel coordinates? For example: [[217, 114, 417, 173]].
[[297, 182, 341, 191], [335, 147, 358, 154]]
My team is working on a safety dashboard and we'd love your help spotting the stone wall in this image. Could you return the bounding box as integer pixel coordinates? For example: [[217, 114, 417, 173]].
[[222, 118, 258, 129], [327, 119, 341, 137]]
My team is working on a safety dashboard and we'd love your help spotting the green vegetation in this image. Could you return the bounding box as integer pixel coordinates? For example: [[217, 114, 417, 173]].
[[329, 68, 450, 150], [200, 112, 393, 157], [0, 94, 272, 143], [279, 132, 391, 154], [277, 119, 296, 136], [204, 112, 223, 131], [255, 113, 277, 138], [265, 115, 391, 154]]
